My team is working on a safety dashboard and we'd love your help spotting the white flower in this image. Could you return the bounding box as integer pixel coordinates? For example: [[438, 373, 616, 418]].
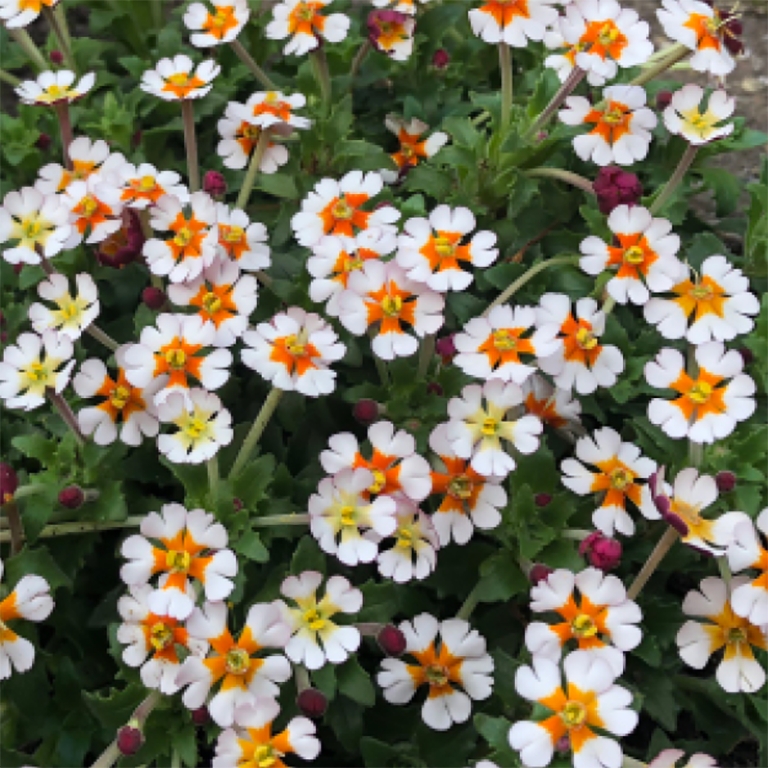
[[214, 203, 271, 271], [117, 163, 189, 209], [36, 136, 125, 195], [645, 343, 755, 444], [446, 380, 543, 479], [545, 16, 607, 87], [15, 69, 95, 106], [677, 576, 767, 694], [61, 174, 124, 246], [28, 272, 99, 341], [0, 331, 74, 411], [309, 467, 398, 566], [526, 567, 642, 676], [242, 90, 312, 131], [643, 255, 759, 344], [176, 601, 291, 727], [468, 0, 559, 47], [337, 259, 445, 360], [648, 750, 720, 768], [536, 294, 624, 394], [521, 375, 583, 439], [157, 388, 233, 464], [216, 102, 290, 173], [372, 0, 432, 14], [241, 306, 346, 397], [509, 651, 638, 768], [120, 503, 238, 620], [0, 186, 71, 265], [396, 205, 498, 292], [0, 0, 60, 28], [369, 9, 415, 61], [184, 0, 250, 47], [140, 54, 220, 100], [727, 509, 768, 626], [266, 0, 350, 56], [276, 571, 362, 670], [381, 115, 448, 183], [663, 84, 735, 145], [377, 613, 493, 731], [0, 558, 54, 680]]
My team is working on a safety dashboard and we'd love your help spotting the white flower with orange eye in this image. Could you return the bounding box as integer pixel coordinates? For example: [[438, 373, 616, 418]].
[[184, 0, 250, 47], [61, 175, 124, 246], [241, 306, 346, 397], [377, 613, 493, 731], [372, 0, 432, 14], [645, 342, 755, 444], [677, 576, 767, 694], [560, 85, 657, 167], [28, 273, 99, 341], [368, 9, 415, 61], [140, 54, 220, 101], [727, 509, 768, 627], [266, 0, 350, 56], [309, 467, 398, 566], [0, 558, 54, 680], [468, 0, 559, 47], [0, 186, 71, 265], [446, 380, 543, 479], [243, 90, 312, 131], [73, 349, 165, 447], [36, 136, 125, 195], [214, 204, 271, 272], [525, 567, 642, 677], [580, 205, 683, 306], [291, 170, 400, 248], [157, 388, 234, 464], [648, 750, 719, 768], [536, 294, 624, 395], [117, 163, 189, 209], [320, 420, 433, 503], [561, 427, 658, 537], [176, 601, 291, 727], [122, 313, 233, 407], [213, 699, 321, 768], [454, 305, 561, 385], [544, 18, 607, 87], [120, 503, 238, 620], [308, 229, 397, 316], [276, 571, 362, 670], [522, 375, 583, 439], [143, 191, 218, 284], [644, 255, 759, 344], [168, 260, 258, 348], [217, 103, 290, 174], [15, 70, 95, 106], [657, 0, 737, 76], [396, 205, 498, 292], [338, 259, 445, 360], [370, 498, 440, 583], [0, 331, 74, 411], [663, 84, 735, 145], [117, 584, 208, 694], [380, 115, 448, 183], [0, 0, 59, 28], [509, 651, 637, 768], [428, 423, 505, 546]]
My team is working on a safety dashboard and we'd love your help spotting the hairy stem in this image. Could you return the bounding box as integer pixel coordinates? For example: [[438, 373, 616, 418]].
[[349, 40, 371, 83], [181, 99, 200, 193], [0, 516, 145, 544], [499, 43, 513, 130], [47, 390, 87, 448], [230, 387, 284, 479], [54, 102, 74, 170], [0, 68, 21, 87], [310, 49, 331, 115], [650, 144, 699, 216], [207, 455, 219, 506], [525, 67, 585, 140], [230, 39, 277, 90], [43, 5, 77, 72], [626, 527, 679, 601], [456, 583, 483, 621], [524, 167, 595, 195], [630, 42, 689, 88], [417, 334, 436, 379], [9, 28, 47, 70], [4, 502, 24, 554], [236, 130, 271, 210]]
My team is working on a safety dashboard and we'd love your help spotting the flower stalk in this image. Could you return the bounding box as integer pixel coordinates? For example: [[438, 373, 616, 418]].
[[524, 167, 596, 195], [630, 42, 689, 88], [54, 103, 74, 170], [649, 144, 699, 216], [181, 99, 200, 193], [229, 387, 284, 479], [47, 390, 87, 448], [42, 5, 77, 72], [525, 67, 585, 140], [499, 43, 513, 131], [349, 40, 371, 83], [207, 455, 219, 506], [9, 28, 47, 71], [4, 501, 24, 554], [0, 69, 21, 87], [310, 49, 332, 115], [417, 334, 436, 378], [626, 526, 679, 601], [236, 130, 271, 210], [229, 39, 277, 90], [456, 583, 483, 621]]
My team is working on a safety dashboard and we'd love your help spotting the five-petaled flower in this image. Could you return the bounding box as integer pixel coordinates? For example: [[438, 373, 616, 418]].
[[522, 375, 583, 440], [468, 0, 559, 48], [117, 163, 189, 209], [380, 115, 448, 183], [36, 136, 126, 195], [62, 175, 124, 246], [184, 0, 250, 47], [727, 509, 768, 627], [140, 54, 220, 101], [217, 103, 290, 174], [368, 9, 415, 61], [663, 84, 735, 145], [214, 203, 271, 271], [266, 0, 350, 57], [28, 272, 99, 341], [15, 70, 95, 106]]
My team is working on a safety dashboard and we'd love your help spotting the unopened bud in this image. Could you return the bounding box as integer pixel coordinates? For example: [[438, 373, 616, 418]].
[[0, 463, 18, 504], [528, 563, 553, 585], [36, 133, 52, 151], [377, 624, 407, 657], [191, 706, 210, 726], [534, 493, 552, 508], [13, 264, 23, 275], [656, 90, 673, 111], [233, 497, 244, 511], [58, 485, 85, 509], [593, 166, 643, 215], [432, 49, 450, 69], [203, 170, 227, 199], [715, 470, 736, 493], [117, 724, 143, 756], [142, 287, 166, 310], [579, 531, 622, 571], [49, 50, 64, 65], [435, 334, 456, 362], [353, 399, 382, 426], [426, 381, 444, 396], [296, 687, 328, 719]]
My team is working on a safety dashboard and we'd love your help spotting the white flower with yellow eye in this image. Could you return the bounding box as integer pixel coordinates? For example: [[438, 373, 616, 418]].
[[663, 85, 735, 145], [15, 70, 95, 106], [28, 273, 99, 341]]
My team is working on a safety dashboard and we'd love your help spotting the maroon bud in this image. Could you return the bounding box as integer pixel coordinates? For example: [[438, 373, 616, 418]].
[[233, 497, 244, 511], [426, 381, 444, 396], [191, 706, 210, 726], [0, 333, 6, 344], [117, 725, 143, 756], [36, 133, 52, 151], [377, 624, 407, 657], [716, 471, 736, 493], [435, 334, 456, 362], [534, 493, 552, 508], [203, 170, 227, 199], [296, 687, 328, 719], [593, 166, 643, 215], [656, 90, 674, 111], [579, 531, 622, 571], [555, 734, 570, 754], [528, 563, 553, 585], [738, 347, 754, 367], [0, 463, 18, 504], [49, 50, 64, 65], [58, 485, 84, 509], [13, 264, 23, 275], [664, 512, 689, 537], [353, 398, 381, 426], [432, 48, 450, 69], [142, 287, 166, 310]]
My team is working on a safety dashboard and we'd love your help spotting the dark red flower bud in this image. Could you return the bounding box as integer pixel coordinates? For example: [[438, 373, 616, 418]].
[[117, 725, 143, 756], [528, 563, 553, 585], [49, 50, 64, 65], [535, 131, 549, 142], [296, 687, 328, 719], [432, 49, 450, 69], [0, 332, 6, 344], [738, 347, 754, 367], [58, 485, 85, 509], [593, 166, 643, 215], [191, 706, 210, 726], [426, 381, 444, 396], [142, 287, 166, 310], [203, 170, 227, 199], [715, 471, 736, 493], [13, 264, 23, 275], [534, 493, 552, 508], [233, 497, 244, 511], [435, 334, 456, 362], [656, 90, 674, 111], [0, 463, 18, 504], [377, 624, 407, 657], [353, 399, 381, 426], [36, 133, 52, 151], [579, 531, 622, 571]]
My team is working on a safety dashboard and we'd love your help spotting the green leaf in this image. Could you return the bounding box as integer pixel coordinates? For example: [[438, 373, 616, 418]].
[[4, 547, 72, 591], [170, 723, 198, 768], [256, 173, 298, 199], [236, 529, 270, 563], [82, 684, 145, 733], [290, 536, 325, 574], [336, 657, 376, 707], [476, 552, 528, 603]]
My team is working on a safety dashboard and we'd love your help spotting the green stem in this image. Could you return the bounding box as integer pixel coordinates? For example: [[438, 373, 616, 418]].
[[230, 387, 283, 479], [417, 334, 436, 379], [86, 324, 120, 351], [601, 296, 616, 317], [456, 583, 482, 621], [629, 43, 689, 88], [294, 664, 312, 693], [170, 750, 181, 768], [243, 513, 310, 527], [0, 516, 146, 544], [4, 502, 24, 554], [483, 255, 579, 316], [562, 529, 592, 541], [717, 555, 732, 588], [524, 167, 595, 195], [54, 102, 74, 169], [181, 99, 200, 193], [230, 39, 277, 90], [0, 69, 21, 87], [47, 391, 87, 448], [9, 28, 47, 71], [525, 67, 585, 140], [236, 130, 270, 210], [498, 43, 512, 131], [43, 5, 77, 72], [349, 40, 371, 83], [626, 527, 679, 601], [649, 144, 699, 216], [207, 455, 219, 506], [150, 0, 164, 29], [54, 3, 73, 50], [310, 48, 331, 115]]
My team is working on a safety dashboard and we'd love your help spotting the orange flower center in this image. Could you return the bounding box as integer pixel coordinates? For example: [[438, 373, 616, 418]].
[[150, 622, 174, 651]]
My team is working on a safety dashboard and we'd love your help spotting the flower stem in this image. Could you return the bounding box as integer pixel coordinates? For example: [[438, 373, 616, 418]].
[[525, 67, 585, 140], [54, 3, 73, 50], [649, 144, 698, 216], [54, 102, 74, 170], [0, 516, 145, 544], [629, 42, 689, 88], [246, 512, 311, 527], [717, 554, 732, 588], [230, 387, 283, 479], [236, 130, 271, 211], [0, 69, 21, 87], [207, 455, 219, 506], [499, 43, 513, 131], [524, 167, 596, 195], [349, 40, 371, 83], [626, 526, 679, 601], [601, 296, 616, 316], [47, 390, 87, 448], [181, 99, 200, 193], [295, 664, 311, 692], [9, 28, 47, 71], [456, 583, 482, 621], [310, 49, 331, 116], [229, 39, 277, 90], [562, 529, 592, 541], [43, 5, 77, 72], [483, 255, 579, 317], [4, 502, 24, 554], [417, 334, 436, 379]]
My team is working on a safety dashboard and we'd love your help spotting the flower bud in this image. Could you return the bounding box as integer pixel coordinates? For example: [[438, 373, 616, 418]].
[[593, 166, 643, 215], [203, 170, 227, 199], [377, 624, 407, 657], [353, 399, 382, 426], [528, 563, 553, 585], [534, 493, 552, 508], [233, 497, 244, 511], [296, 687, 328, 719], [58, 485, 84, 509], [142, 287, 167, 310], [36, 133, 52, 151], [715, 470, 736, 493], [49, 50, 64, 65], [435, 334, 456, 362], [117, 724, 143, 756], [426, 381, 444, 396], [579, 531, 622, 571], [0, 332, 6, 344], [191, 706, 210, 726], [655, 90, 673, 111], [0, 463, 18, 504], [13, 264, 23, 275], [432, 49, 450, 69]]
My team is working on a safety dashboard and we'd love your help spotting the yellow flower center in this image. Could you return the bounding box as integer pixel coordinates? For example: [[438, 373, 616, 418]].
[[425, 664, 448, 687], [223, 225, 244, 243], [603, 107, 625, 125], [225, 647, 250, 675], [332, 198, 353, 220], [285, 334, 307, 357], [25, 361, 47, 381], [561, 700, 588, 728], [396, 527, 414, 549], [137, 175, 156, 191], [44, 84, 68, 99], [728, 627, 747, 644], [23, 218, 42, 239], [80, 196, 98, 217], [493, 329, 517, 351], [339, 505, 357, 527], [174, 227, 193, 247], [623, 245, 645, 264], [110, 385, 131, 410], [434, 236, 455, 257], [597, 22, 619, 46], [689, 283, 713, 301], [400, 144, 415, 158], [342, 255, 364, 272], [688, 381, 712, 404], [303, 608, 326, 632], [368, 469, 386, 494], [58, 298, 80, 320], [609, 467, 633, 490], [165, 348, 187, 368], [571, 613, 599, 639], [448, 475, 472, 500], [168, 72, 190, 86], [296, 3, 315, 22], [481, 417, 498, 436], [381, 295, 402, 317], [202, 292, 222, 313], [150, 622, 174, 651], [212, 8, 229, 26], [670, 499, 703, 527], [183, 417, 208, 439], [264, 91, 279, 104], [576, 327, 598, 350], [254, 745, 278, 768], [243, 124, 261, 140], [165, 549, 191, 572]]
